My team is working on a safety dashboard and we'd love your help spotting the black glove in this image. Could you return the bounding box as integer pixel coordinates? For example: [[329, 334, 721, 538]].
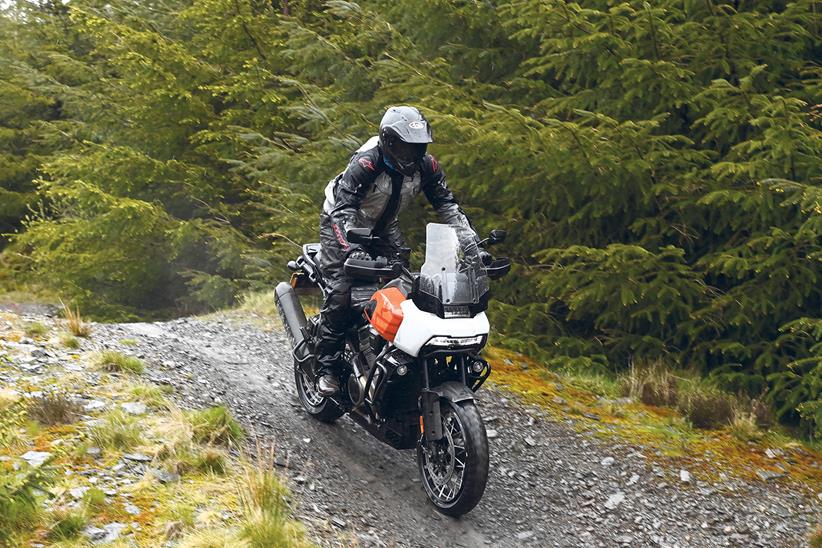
[[346, 248, 372, 262], [479, 248, 493, 267]]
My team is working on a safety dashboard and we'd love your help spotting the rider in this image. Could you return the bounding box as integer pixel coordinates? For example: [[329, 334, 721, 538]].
[[315, 105, 480, 396]]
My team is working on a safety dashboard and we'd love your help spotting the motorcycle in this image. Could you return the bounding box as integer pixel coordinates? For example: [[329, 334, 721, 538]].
[[275, 223, 510, 516]]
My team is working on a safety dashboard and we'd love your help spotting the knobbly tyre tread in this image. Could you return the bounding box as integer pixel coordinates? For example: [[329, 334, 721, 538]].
[[293, 359, 344, 423], [418, 400, 489, 516]]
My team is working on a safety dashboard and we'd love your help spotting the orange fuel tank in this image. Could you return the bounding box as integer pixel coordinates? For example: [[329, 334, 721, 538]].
[[365, 287, 406, 341]]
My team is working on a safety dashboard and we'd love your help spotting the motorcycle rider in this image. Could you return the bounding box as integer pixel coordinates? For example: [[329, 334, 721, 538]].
[[315, 105, 481, 396]]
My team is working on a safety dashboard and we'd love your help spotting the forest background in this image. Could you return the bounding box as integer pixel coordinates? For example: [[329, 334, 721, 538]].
[[1, 0, 820, 437]]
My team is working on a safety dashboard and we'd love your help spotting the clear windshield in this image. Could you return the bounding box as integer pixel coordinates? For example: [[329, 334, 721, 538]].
[[416, 224, 489, 313]]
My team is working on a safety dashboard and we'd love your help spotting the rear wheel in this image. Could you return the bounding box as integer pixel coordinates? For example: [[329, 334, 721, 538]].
[[294, 361, 343, 423], [416, 400, 489, 516]]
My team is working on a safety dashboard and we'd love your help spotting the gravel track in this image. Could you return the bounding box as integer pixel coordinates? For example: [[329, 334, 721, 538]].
[[91, 314, 819, 548]]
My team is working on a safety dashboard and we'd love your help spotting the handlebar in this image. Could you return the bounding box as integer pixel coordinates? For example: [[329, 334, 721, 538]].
[[343, 256, 404, 280]]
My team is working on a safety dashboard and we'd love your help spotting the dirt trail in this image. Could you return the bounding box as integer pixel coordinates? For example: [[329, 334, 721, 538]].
[[92, 314, 818, 548]]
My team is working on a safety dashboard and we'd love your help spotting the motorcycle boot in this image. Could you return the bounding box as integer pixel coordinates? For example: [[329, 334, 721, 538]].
[[314, 351, 343, 397]]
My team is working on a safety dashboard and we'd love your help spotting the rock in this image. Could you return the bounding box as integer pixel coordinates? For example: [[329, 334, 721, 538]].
[[153, 469, 180, 483], [554, 383, 564, 391], [123, 453, 152, 462], [69, 486, 89, 499], [601, 457, 615, 466], [615, 534, 633, 544], [20, 451, 51, 468], [124, 502, 140, 515], [524, 436, 537, 447], [121, 402, 146, 415], [516, 531, 534, 541], [86, 447, 102, 458], [552, 396, 567, 406], [331, 516, 347, 528], [627, 473, 639, 486], [487, 429, 499, 439], [680, 470, 691, 483], [84, 400, 107, 412], [84, 526, 107, 541], [294, 475, 307, 484], [604, 492, 625, 510], [103, 522, 126, 542], [756, 470, 785, 482]]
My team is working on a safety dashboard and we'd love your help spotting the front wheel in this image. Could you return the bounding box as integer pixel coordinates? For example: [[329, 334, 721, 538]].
[[416, 400, 489, 516], [293, 360, 343, 423]]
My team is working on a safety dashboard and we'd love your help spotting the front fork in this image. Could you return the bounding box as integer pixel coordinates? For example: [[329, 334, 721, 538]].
[[419, 356, 472, 442]]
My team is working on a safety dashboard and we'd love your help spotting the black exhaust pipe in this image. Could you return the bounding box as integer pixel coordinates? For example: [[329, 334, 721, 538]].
[[275, 282, 307, 350]]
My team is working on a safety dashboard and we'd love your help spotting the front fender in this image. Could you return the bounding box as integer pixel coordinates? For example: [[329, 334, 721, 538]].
[[431, 381, 475, 403]]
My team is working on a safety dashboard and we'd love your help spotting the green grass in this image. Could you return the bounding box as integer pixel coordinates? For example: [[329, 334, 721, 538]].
[[0, 465, 51, 545], [188, 406, 245, 447], [83, 487, 106, 511], [119, 338, 139, 346], [90, 409, 143, 450], [47, 508, 87, 541], [130, 383, 173, 409], [59, 332, 81, 349], [238, 450, 309, 548], [23, 321, 49, 339], [94, 350, 145, 374]]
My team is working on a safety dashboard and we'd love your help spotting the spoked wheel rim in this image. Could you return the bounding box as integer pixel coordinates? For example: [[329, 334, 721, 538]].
[[420, 408, 468, 506], [298, 368, 325, 408]]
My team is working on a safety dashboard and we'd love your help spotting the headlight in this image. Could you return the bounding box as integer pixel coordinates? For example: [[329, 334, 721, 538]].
[[425, 335, 485, 348]]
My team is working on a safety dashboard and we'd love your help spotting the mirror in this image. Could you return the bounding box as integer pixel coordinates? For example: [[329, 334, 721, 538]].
[[488, 229, 507, 245]]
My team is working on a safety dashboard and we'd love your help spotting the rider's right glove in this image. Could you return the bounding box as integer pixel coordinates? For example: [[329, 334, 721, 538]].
[[479, 248, 493, 267], [346, 248, 372, 262]]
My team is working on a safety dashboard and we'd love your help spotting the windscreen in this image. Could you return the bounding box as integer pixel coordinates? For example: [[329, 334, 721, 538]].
[[415, 223, 489, 316]]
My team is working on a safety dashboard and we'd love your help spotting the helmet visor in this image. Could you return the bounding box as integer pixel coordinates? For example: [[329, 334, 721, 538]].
[[392, 141, 428, 164]]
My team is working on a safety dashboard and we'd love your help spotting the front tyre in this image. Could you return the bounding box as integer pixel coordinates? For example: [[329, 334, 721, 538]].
[[293, 360, 343, 423], [416, 400, 489, 516]]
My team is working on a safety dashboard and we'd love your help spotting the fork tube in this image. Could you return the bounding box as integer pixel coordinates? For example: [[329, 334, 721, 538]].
[[421, 358, 430, 390], [459, 355, 467, 385]]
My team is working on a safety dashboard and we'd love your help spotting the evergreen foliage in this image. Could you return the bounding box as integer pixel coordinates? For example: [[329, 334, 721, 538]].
[[0, 0, 819, 435]]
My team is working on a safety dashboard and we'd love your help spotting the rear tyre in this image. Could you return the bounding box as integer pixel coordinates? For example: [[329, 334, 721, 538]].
[[294, 361, 343, 423], [416, 400, 489, 516]]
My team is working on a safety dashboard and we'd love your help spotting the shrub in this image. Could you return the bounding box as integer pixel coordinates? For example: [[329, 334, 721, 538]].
[[188, 406, 244, 447], [729, 414, 764, 443], [28, 393, 82, 425], [91, 409, 142, 449], [620, 362, 679, 407], [678, 386, 736, 429], [47, 508, 87, 541], [23, 321, 48, 339], [0, 465, 51, 544], [94, 350, 144, 374], [60, 300, 91, 337]]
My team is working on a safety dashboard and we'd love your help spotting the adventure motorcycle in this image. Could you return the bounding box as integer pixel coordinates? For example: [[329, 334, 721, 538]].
[[275, 223, 510, 516]]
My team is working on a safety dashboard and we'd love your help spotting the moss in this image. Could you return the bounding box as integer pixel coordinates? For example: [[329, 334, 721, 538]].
[[83, 487, 107, 511], [120, 338, 139, 346], [94, 350, 145, 374]]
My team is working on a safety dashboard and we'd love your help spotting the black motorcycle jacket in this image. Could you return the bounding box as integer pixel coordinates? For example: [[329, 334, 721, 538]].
[[321, 136, 477, 255]]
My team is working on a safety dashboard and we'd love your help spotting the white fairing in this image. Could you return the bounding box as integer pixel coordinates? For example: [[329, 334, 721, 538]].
[[393, 300, 490, 357]]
